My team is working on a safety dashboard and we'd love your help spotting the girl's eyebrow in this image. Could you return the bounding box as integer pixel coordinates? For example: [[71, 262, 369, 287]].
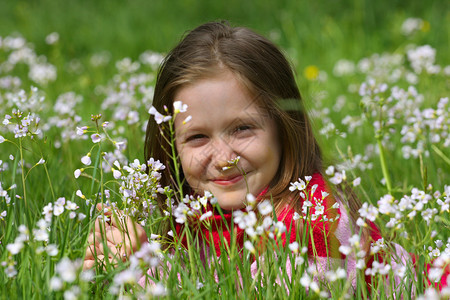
[[231, 111, 269, 127]]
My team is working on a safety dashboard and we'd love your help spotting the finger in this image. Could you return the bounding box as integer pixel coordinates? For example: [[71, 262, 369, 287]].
[[109, 215, 146, 250], [93, 218, 111, 234], [86, 238, 118, 256], [90, 226, 117, 245], [85, 243, 103, 259], [96, 203, 113, 216], [87, 231, 103, 244], [86, 241, 124, 266], [83, 259, 96, 270], [96, 240, 121, 257]]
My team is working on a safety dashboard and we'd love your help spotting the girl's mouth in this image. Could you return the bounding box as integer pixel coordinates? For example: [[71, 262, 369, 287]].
[[211, 174, 244, 186]]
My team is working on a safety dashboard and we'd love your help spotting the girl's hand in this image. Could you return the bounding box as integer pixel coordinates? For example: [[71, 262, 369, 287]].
[[83, 204, 148, 269]]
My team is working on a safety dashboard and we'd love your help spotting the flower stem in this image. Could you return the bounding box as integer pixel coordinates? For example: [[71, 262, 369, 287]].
[[19, 138, 27, 208], [168, 119, 184, 200], [431, 144, 450, 166], [376, 138, 392, 195]]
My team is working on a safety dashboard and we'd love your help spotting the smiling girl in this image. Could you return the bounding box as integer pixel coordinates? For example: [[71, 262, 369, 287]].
[[142, 21, 384, 287], [85, 21, 449, 293]]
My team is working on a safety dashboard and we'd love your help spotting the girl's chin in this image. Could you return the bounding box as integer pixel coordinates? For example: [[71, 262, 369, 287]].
[[216, 198, 246, 211]]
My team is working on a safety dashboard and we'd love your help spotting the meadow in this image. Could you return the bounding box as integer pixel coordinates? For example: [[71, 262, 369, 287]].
[[0, 0, 449, 298]]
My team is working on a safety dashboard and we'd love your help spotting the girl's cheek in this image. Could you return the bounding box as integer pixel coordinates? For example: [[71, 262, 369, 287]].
[[183, 149, 203, 174]]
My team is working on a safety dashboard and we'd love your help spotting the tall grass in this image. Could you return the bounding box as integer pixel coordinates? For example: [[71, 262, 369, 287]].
[[0, 0, 449, 298]]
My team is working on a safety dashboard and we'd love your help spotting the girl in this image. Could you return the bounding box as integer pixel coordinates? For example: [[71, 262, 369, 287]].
[[142, 20, 384, 287], [84, 21, 448, 293]]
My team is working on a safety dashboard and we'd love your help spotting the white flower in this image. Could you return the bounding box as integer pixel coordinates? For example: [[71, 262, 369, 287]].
[[356, 217, 366, 227], [190, 201, 201, 211], [246, 193, 256, 204], [325, 165, 335, 176], [358, 202, 378, 222], [55, 258, 79, 283], [430, 249, 441, 257], [401, 18, 424, 36], [244, 241, 256, 254], [262, 216, 273, 229], [329, 172, 343, 185], [45, 32, 59, 44], [4, 265, 17, 278], [37, 158, 45, 165], [76, 126, 87, 136], [46, 244, 59, 256], [64, 286, 81, 300], [349, 234, 360, 247], [199, 211, 213, 221], [75, 190, 85, 199], [65, 201, 78, 210], [49, 277, 63, 291], [295, 256, 305, 266], [0, 136, 5, 143], [245, 227, 257, 238], [90, 133, 102, 143], [7, 241, 24, 255], [352, 177, 361, 186], [331, 202, 340, 209], [81, 155, 91, 165], [314, 203, 324, 216], [33, 228, 49, 241], [356, 259, 365, 269], [53, 205, 64, 216], [173, 101, 188, 113], [339, 245, 352, 255], [289, 179, 306, 191], [394, 265, 406, 278], [113, 169, 121, 179], [300, 273, 312, 287], [182, 115, 192, 124], [428, 267, 444, 283], [151, 282, 167, 296], [74, 169, 81, 178], [293, 212, 301, 220], [272, 221, 286, 236], [113, 269, 140, 285], [148, 106, 171, 124], [196, 279, 204, 290], [257, 200, 272, 215], [80, 270, 94, 282], [289, 242, 299, 253]]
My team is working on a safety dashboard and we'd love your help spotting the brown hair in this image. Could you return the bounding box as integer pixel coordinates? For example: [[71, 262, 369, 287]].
[[144, 21, 369, 246]]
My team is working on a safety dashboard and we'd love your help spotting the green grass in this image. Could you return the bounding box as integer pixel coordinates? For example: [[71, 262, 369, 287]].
[[0, 0, 449, 298]]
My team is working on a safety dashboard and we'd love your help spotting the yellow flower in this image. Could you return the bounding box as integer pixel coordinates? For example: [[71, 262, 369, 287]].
[[304, 65, 320, 80], [421, 20, 430, 32]]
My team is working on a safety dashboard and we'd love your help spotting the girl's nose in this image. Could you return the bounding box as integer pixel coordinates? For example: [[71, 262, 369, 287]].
[[212, 138, 238, 171]]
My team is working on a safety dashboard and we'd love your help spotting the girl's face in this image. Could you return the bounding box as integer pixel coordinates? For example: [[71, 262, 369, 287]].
[[174, 70, 281, 210]]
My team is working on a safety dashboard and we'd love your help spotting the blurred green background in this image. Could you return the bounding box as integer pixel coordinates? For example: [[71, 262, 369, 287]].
[[0, 0, 448, 196], [0, 3, 449, 297], [1, 0, 448, 65]]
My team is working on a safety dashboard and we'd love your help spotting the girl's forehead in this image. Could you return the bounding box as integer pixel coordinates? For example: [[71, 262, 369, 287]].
[[174, 99, 272, 134]]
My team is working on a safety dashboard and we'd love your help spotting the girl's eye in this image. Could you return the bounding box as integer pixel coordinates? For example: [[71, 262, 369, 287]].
[[234, 125, 252, 133], [186, 134, 207, 142], [232, 125, 254, 138]]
